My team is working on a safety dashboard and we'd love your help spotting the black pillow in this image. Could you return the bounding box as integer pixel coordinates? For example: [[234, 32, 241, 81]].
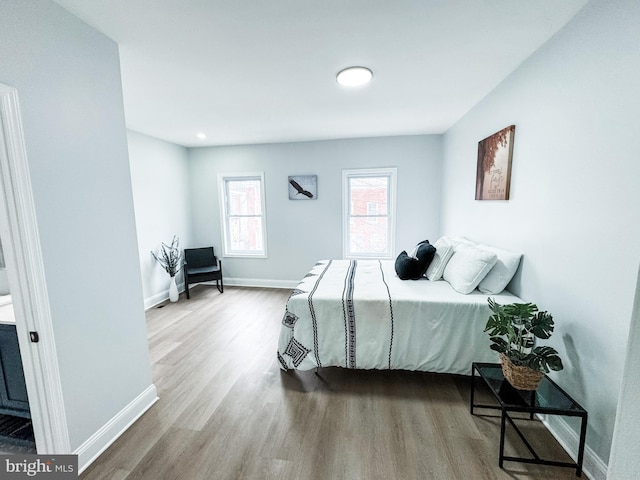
[[394, 240, 436, 280], [395, 251, 420, 280], [415, 240, 436, 267]]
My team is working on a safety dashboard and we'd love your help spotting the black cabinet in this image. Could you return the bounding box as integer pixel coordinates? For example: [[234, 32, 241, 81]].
[[0, 324, 30, 418]]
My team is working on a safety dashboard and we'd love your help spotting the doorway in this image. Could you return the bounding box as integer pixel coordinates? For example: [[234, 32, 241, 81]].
[[0, 82, 70, 454], [0, 240, 35, 453]]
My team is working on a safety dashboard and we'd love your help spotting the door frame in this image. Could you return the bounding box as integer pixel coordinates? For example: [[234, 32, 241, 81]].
[[0, 83, 70, 453]]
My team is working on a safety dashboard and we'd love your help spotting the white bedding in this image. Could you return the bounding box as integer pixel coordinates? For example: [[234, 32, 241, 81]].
[[277, 259, 523, 375]]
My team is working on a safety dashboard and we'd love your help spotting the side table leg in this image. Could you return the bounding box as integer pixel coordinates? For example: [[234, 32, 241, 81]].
[[499, 410, 506, 469], [576, 414, 588, 477]]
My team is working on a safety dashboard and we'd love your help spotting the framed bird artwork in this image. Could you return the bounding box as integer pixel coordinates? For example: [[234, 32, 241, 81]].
[[288, 175, 317, 200]]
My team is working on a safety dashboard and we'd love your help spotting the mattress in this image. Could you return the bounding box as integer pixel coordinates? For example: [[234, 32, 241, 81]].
[[277, 259, 523, 375]]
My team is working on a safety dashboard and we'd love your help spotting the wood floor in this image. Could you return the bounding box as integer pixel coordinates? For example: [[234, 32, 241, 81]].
[[80, 285, 581, 480]]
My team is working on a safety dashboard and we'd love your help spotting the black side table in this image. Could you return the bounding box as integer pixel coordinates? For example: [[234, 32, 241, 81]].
[[470, 362, 588, 477]]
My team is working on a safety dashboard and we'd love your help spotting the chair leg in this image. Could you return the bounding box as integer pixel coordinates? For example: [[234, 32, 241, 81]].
[[217, 277, 223, 294], [185, 276, 190, 299]]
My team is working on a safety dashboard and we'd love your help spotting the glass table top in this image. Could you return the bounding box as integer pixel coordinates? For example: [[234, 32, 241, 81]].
[[474, 362, 586, 415]]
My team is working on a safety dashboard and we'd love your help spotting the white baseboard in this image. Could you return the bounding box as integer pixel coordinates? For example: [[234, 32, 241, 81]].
[[144, 291, 170, 310], [75, 384, 158, 474], [144, 287, 186, 310], [143, 279, 296, 308], [540, 414, 607, 480], [223, 277, 298, 289]]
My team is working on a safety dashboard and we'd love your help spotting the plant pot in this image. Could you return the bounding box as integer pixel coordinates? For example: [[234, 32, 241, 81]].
[[499, 353, 544, 391]]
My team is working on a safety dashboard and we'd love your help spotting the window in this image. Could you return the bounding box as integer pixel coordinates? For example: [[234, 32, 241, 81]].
[[343, 168, 397, 258], [218, 173, 267, 257]]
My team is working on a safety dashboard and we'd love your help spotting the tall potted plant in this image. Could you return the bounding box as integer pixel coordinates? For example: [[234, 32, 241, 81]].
[[484, 298, 563, 390], [152, 236, 181, 302]]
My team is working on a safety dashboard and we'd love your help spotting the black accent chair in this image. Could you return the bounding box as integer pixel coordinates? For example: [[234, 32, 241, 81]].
[[184, 247, 223, 298]]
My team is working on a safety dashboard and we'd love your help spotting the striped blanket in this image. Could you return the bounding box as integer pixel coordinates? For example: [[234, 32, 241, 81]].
[[277, 260, 522, 375]]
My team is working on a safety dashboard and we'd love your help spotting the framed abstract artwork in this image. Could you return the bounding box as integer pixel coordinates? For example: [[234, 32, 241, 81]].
[[475, 125, 515, 200], [288, 175, 317, 200]]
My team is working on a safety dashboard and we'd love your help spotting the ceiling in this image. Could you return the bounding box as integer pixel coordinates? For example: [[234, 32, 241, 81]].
[[54, 0, 588, 148]]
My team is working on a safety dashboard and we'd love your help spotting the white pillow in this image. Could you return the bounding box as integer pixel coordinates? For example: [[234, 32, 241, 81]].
[[452, 236, 476, 246], [477, 244, 522, 294], [443, 243, 498, 294], [425, 236, 455, 281]]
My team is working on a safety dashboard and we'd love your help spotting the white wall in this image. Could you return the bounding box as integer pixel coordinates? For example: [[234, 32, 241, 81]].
[[608, 267, 640, 479], [128, 130, 191, 308], [0, 0, 154, 453], [188, 135, 442, 286], [441, 0, 640, 473]]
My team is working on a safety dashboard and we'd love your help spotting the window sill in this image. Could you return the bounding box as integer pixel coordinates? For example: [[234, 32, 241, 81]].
[[222, 253, 268, 259]]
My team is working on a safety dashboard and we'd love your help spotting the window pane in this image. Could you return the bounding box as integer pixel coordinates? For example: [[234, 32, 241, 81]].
[[349, 176, 388, 216], [349, 217, 388, 255], [227, 180, 262, 215], [228, 216, 263, 252]]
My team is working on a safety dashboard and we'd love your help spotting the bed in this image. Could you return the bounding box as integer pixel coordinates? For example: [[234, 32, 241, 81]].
[[277, 259, 523, 375]]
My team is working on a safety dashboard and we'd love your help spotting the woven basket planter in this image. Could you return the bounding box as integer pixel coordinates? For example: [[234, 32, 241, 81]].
[[500, 353, 544, 391]]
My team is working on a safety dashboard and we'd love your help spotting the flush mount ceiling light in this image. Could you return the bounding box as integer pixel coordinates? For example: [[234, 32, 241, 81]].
[[336, 66, 373, 87], [196, 132, 207, 139]]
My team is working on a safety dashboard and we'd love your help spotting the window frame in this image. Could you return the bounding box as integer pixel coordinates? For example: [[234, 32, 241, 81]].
[[342, 167, 397, 259], [218, 172, 268, 258]]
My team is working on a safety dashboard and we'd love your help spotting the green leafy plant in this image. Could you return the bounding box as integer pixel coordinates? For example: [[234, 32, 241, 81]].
[[484, 298, 563, 373], [151, 235, 181, 277]]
